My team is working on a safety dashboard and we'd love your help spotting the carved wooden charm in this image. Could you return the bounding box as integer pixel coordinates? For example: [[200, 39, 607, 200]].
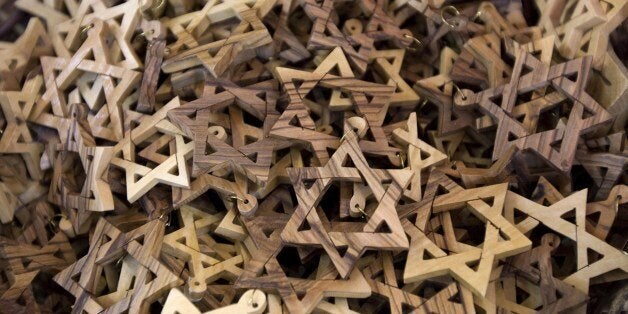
[[1, 0, 626, 312]]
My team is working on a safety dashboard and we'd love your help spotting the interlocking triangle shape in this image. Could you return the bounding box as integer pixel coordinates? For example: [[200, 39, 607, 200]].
[[498, 233, 588, 312], [0, 74, 44, 180], [162, 205, 243, 300], [369, 49, 420, 107], [392, 112, 447, 201], [53, 103, 115, 212], [53, 218, 182, 313], [236, 188, 371, 314], [402, 170, 531, 296], [30, 22, 141, 142], [51, 18, 135, 143], [455, 48, 612, 172], [270, 52, 351, 165], [110, 99, 190, 203], [303, 0, 374, 74], [505, 187, 628, 294], [112, 130, 192, 203], [239, 249, 370, 314], [49, 1, 142, 69], [575, 0, 628, 69], [281, 131, 412, 278], [167, 88, 236, 141], [0, 18, 52, 91], [272, 47, 398, 164], [167, 79, 288, 182], [162, 8, 272, 77], [363, 252, 469, 313]]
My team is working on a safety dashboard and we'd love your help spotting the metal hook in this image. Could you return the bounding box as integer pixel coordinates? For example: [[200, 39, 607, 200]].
[[115, 253, 127, 267], [229, 194, 249, 204], [440, 5, 461, 29], [419, 98, 429, 109], [396, 152, 405, 168], [134, 32, 148, 44], [159, 210, 172, 226], [47, 213, 69, 232], [403, 34, 424, 52], [47, 217, 58, 232], [354, 204, 369, 219], [452, 82, 467, 101], [79, 23, 94, 40], [340, 132, 349, 143]]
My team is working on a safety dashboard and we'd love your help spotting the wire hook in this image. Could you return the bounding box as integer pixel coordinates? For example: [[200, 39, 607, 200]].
[[79, 23, 94, 40], [354, 204, 369, 219], [159, 210, 172, 226], [403, 34, 424, 52], [440, 5, 461, 29], [229, 194, 249, 204], [396, 152, 405, 168], [452, 82, 467, 101]]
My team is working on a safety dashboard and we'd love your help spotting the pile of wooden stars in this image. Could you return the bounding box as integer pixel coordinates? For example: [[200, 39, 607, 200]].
[[0, 0, 625, 312]]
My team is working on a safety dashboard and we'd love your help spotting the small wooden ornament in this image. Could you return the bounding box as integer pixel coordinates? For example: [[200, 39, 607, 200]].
[[48, 0, 143, 69], [29, 19, 141, 142], [455, 48, 612, 173], [0, 73, 45, 181], [273, 47, 399, 164], [281, 130, 412, 278], [161, 205, 244, 301], [302, 0, 374, 74], [239, 253, 371, 314], [0, 17, 52, 91], [362, 252, 469, 313], [110, 98, 192, 203], [402, 170, 532, 296], [236, 188, 372, 313], [505, 185, 628, 294], [391, 112, 447, 201], [497, 233, 588, 313], [53, 217, 182, 313], [50, 103, 115, 213], [162, 8, 273, 77]]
